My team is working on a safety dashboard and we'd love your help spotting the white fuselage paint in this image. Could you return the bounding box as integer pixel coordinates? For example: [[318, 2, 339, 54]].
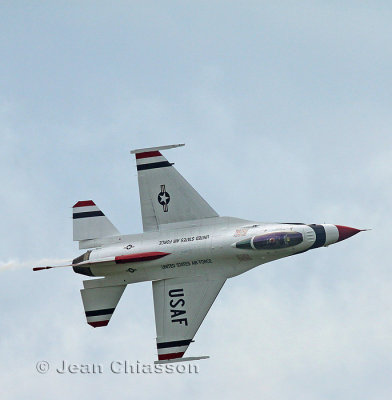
[[77, 218, 340, 290]]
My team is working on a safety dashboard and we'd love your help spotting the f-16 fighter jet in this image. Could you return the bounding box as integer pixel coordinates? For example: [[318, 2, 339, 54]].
[[35, 144, 365, 363]]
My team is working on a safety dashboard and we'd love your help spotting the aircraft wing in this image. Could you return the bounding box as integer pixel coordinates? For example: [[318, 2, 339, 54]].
[[152, 276, 225, 362], [131, 144, 218, 232]]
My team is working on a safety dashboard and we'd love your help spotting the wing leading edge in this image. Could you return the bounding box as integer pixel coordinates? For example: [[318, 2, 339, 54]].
[[131, 144, 218, 232], [152, 276, 226, 362]]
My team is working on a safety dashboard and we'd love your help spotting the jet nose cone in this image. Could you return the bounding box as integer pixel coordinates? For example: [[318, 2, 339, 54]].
[[335, 225, 362, 242]]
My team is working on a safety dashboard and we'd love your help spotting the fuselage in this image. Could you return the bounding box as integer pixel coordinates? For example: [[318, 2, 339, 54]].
[[34, 145, 365, 363], [72, 217, 357, 286]]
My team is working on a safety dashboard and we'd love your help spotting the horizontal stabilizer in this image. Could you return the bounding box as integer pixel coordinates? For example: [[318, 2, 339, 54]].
[[81, 284, 126, 328], [73, 200, 119, 241]]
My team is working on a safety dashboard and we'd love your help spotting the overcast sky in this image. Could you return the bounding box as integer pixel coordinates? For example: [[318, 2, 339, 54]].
[[1, 2, 391, 399]]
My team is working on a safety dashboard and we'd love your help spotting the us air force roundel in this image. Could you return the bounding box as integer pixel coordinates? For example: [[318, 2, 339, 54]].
[[158, 185, 170, 212]]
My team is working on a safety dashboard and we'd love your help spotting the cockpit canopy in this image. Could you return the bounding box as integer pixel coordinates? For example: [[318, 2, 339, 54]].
[[236, 231, 303, 250]]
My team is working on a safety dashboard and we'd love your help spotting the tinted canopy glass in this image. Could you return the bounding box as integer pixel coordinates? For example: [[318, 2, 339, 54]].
[[253, 232, 303, 250]]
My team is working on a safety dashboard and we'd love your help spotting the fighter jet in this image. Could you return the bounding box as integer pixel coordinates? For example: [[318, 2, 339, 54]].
[[34, 144, 365, 363]]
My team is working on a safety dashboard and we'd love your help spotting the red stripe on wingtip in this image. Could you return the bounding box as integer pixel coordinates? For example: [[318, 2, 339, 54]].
[[158, 352, 185, 361], [88, 320, 109, 328], [135, 151, 162, 159], [73, 200, 96, 208]]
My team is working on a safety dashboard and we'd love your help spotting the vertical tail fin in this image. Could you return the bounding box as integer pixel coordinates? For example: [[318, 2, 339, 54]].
[[73, 200, 120, 241]]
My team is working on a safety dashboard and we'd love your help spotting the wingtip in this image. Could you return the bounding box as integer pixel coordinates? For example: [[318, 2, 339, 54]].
[[130, 143, 185, 154], [154, 356, 210, 364]]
